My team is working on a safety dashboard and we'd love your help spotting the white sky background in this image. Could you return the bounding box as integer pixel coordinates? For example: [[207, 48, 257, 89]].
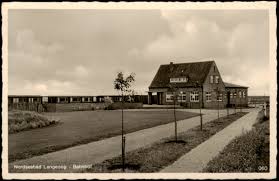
[[8, 9, 270, 96]]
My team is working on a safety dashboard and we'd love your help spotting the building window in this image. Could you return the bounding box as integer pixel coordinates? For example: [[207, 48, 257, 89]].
[[190, 91, 199, 102], [215, 76, 219, 84], [60, 98, 67, 102], [170, 77, 188, 83], [83, 97, 91, 102], [42, 97, 48, 103], [177, 91, 186, 102], [239, 91, 242, 98], [217, 93, 223, 101], [166, 92, 174, 102], [230, 92, 233, 99], [13, 98, 19, 103], [243, 91, 246, 98], [234, 92, 237, 98], [72, 97, 81, 102], [210, 75, 214, 83], [33, 98, 39, 102], [206, 92, 211, 102], [19, 98, 28, 102]]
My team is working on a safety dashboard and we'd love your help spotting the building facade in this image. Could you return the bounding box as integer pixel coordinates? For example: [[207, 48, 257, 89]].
[[148, 61, 248, 108]]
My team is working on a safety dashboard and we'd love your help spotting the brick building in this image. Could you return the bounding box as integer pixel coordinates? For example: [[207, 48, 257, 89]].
[[148, 61, 248, 108]]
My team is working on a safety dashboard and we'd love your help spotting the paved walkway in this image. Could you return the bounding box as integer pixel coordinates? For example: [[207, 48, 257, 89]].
[[9, 108, 244, 173], [160, 108, 259, 172]]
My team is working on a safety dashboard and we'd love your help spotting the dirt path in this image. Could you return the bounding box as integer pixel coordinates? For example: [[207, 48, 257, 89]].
[[160, 108, 259, 172], [9, 109, 241, 173]]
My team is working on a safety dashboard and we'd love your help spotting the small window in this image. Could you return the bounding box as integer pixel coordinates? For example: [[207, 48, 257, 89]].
[[72, 97, 80, 102], [60, 98, 66, 102], [230, 93, 233, 99], [206, 92, 211, 102], [243, 91, 246, 98], [190, 91, 199, 102], [170, 77, 188, 83], [178, 91, 186, 102], [215, 76, 219, 84], [210, 76, 214, 83], [166, 92, 174, 102], [13, 98, 19, 103], [239, 91, 242, 98], [42, 97, 48, 102]]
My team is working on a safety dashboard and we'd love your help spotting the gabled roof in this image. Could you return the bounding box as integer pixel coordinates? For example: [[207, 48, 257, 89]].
[[149, 61, 214, 89], [224, 82, 248, 88]]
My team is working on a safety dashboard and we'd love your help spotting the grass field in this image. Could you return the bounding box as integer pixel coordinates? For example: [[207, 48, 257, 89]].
[[9, 109, 199, 162]]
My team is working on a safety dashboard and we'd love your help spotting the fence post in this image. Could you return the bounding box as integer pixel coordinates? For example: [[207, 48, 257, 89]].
[[122, 136, 126, 172]]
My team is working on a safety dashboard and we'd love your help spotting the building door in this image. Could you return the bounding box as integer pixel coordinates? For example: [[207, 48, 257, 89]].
[[227, 92, 231, 107], [157, 92, 163, 105]]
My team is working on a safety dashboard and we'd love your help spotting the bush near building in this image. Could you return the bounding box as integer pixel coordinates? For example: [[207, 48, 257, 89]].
[[204, 110, 269, 172], [105, 102, 143, 110], [8, 110, 59, 134]]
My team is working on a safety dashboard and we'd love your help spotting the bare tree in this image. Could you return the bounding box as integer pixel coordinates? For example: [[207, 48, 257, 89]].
[[194, 81, 203, 131], [169, 83, 179, 142], [113, 72, 135, 172]]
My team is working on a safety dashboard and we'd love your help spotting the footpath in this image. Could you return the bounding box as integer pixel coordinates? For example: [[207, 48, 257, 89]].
[[161, 109, 259, 172]]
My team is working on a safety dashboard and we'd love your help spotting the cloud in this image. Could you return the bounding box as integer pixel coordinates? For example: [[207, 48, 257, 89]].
[[74, 65, 89, 78], [142, 9, 269, 95], [8, 9, 270, 96]]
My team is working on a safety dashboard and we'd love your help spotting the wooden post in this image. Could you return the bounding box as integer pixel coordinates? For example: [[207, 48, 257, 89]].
[[121, 92, 125, 172], [173, 91, 177, 142], [199, 88, 202, 131]]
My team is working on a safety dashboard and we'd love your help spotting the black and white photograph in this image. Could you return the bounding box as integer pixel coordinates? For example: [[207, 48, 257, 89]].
[[1, 2, 277, 179]]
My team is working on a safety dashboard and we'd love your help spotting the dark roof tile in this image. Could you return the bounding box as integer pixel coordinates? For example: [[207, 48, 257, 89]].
[[149, 61, 214, 88]]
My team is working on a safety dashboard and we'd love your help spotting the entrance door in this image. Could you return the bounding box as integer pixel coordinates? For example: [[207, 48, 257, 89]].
[[227, 92, 231, 107], [157, 92, 164, 105]]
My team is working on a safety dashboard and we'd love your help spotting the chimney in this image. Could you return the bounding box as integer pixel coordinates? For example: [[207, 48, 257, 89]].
[[170, 62, 174, 72]]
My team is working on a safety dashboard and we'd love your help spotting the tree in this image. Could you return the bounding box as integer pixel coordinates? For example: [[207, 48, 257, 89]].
[[169, 83, 178, 142], [113, 72, 135, 172], [194, 81, 203, 131]]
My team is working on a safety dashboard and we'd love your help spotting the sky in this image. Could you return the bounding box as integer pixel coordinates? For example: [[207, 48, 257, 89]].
[[8, 9, 270, 96]]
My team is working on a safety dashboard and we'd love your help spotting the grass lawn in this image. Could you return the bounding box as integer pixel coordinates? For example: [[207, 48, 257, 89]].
[[86, 112, 248, 173], [204, 110, 270, 172], [9, 109, 198, 162]]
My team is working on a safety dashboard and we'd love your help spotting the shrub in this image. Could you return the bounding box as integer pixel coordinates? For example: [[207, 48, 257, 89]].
[[8, 110, 59, 134], [205, 119, 269, 172]]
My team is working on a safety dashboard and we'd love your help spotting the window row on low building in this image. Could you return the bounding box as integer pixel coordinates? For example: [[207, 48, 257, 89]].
[[165, 90, 247, 103], [8, 95, 149, 104]]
